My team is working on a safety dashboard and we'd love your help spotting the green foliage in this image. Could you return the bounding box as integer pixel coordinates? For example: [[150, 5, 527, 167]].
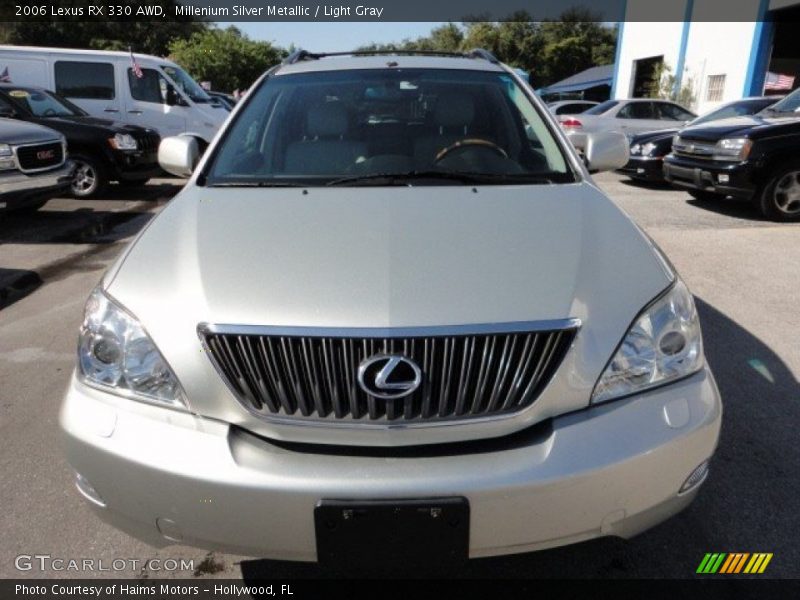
[[356, 13, 617, 89], [0, 1, 204, 56], [649, 61, 697, 109], [168, 26, 286, 93]]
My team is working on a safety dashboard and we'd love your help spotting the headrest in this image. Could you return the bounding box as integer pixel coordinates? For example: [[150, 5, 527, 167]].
[[433, 93, 475, 128], [307, 102, 348, 138]]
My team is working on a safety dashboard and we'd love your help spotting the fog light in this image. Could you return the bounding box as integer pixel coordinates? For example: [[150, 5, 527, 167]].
[[679, 460, 710, 494], [75, 472, 106, 507], [718, 174, 730, 184]]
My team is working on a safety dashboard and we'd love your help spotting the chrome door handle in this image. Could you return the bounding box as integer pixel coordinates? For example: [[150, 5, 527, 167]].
[[128, 110, 143, 115]]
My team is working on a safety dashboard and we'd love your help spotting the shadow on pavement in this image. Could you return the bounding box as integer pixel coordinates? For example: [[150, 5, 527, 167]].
[[686, 197, 763, 220], [0, 268, 42, 310], [619, 176, 674, 190], [0, 209, 156, 245], [238, 297, 799, 579]]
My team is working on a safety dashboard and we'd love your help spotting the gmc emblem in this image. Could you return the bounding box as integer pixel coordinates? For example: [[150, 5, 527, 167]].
[[36, 149, 55, 160]]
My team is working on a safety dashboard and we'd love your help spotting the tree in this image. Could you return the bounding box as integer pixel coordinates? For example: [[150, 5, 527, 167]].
[[168, 26, 285, 93], [650, 62, 697, 109], [0, 1, 205, 56], [356, 13, 617, 90]]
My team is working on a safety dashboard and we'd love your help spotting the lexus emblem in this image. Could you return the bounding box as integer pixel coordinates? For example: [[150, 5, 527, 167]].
[[37, 149, 55, 160], [357, 354, 422, 399]]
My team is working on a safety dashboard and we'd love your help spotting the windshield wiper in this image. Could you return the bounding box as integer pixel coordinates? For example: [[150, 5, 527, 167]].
[[208, 180, 305, 188], [325, 170, 556, 187]]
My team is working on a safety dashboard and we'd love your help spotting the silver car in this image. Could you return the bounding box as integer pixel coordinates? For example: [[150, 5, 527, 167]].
[[60, 50, 721, 563], [561, 98, 697, 153]]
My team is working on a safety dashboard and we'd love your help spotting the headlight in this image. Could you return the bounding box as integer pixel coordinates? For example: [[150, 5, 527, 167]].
[[630, 143, 641, 155], [108, 133, 138, 151], [78, 288, 186, 408], [0, 143, 13, 170], [712, 137, 752, 161], [641, 142, 657, 156], [591, 280, 703, 404]]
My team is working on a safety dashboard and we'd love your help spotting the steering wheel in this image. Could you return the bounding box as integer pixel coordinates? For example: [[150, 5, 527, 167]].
[[434, 138, 508, 163], [42, 108, 57, 116]]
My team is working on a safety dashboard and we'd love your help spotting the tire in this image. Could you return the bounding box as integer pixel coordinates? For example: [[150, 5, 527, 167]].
[[758, 161, 800, 222], [70, 154, 108, 199], [118, 178, 150, 187], [687, 189, 725, 202]]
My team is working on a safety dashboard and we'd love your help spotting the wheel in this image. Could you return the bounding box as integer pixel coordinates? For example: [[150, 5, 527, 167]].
[[117, 178, 150, 188], [687, 189, 725, 201], [70, 155, 108, 198], [758, 161, 800, 222]]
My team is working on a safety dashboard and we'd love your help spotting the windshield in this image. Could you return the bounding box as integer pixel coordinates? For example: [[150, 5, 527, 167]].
[[691, 99, 775, 125], [206, 68, 574, 186], [764, 88, 800, 114], [160, 65, 213, 104], [6, 88, 84, 117], [584, 100, 619, 115]]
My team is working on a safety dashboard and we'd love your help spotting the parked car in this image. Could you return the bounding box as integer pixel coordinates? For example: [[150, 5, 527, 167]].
[[0, 45, 227, 147], [0, 118, 72, 212], [61, 50, 720, 563], [561, 98, 697, 154], [664, 87, 800, 221], [207, 91, 236, 111], [619, 96, 782, 183], [547, 100, 599, 115], [0, 85, 161, 198]]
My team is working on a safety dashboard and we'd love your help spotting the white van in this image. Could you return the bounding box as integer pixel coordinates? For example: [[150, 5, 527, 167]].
[[0, 45, 227, 146]]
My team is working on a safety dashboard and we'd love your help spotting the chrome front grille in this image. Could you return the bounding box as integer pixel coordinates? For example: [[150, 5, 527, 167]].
[[15, 141, 65, 172], [672, 137, 716, 160], [201, 321, 578, 425]]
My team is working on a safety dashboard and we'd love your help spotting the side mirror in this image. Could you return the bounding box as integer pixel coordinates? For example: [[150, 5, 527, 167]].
[[584, 130, 630, 173], [158, 135, 199, 177], [165, 85, 186, 107]]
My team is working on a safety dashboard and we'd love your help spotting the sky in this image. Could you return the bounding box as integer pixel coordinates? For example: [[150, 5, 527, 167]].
[[216, 22, 445, 52]]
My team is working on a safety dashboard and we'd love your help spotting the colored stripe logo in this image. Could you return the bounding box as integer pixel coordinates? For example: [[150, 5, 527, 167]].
[[696, 553, 773, 574]]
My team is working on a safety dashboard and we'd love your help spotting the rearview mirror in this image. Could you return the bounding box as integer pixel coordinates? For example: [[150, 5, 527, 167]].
[[583, 130, 629, 173], [158, 135, 199, 178]]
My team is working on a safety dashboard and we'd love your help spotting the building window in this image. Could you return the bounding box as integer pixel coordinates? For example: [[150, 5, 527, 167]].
[[706, 74, 726, 102]]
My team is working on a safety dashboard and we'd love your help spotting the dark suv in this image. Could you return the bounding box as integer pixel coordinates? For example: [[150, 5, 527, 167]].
[[663, 88, 800, 221], [0, 85, 161, 198]]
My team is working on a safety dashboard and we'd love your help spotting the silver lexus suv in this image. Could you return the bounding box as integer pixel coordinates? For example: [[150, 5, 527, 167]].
[[60, 50, 721, 564]]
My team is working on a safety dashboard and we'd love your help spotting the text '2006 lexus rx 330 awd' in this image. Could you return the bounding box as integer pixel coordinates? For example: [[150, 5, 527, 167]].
[[60, 50, 721, 564]]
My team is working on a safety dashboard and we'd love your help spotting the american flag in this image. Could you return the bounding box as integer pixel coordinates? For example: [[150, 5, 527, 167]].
[[764, 71, 795, 91], [0, 67, 10, 83], [129, 48, 143, 79]]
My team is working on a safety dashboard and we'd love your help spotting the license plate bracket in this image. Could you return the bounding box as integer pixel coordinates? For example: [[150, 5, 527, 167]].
[[314, 497, 469, 565]]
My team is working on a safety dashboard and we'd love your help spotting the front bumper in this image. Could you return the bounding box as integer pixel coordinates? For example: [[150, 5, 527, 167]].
[[663, 155, 756, 199], [61, 367, 721, 561], [617, 156, 665, 182], [109, 150, 162, 182], [0, 161, 74, 210]]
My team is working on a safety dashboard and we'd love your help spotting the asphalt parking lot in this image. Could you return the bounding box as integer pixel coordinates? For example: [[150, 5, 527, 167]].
[[0, 173, 797, 580]]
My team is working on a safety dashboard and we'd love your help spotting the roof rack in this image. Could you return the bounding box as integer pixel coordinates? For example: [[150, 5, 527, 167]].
[[281, 48, 500, 65]]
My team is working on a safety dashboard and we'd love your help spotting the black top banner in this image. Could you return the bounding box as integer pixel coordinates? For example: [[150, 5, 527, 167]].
[[1, 0, 792, 22]]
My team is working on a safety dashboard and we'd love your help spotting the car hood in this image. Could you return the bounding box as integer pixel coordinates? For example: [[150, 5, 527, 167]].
[[630, 128, 679, 144], [679, 113, 800, 141], [0, 117, 63, 144], [105, 182, 673, 442], [37, 115, 153, 136]]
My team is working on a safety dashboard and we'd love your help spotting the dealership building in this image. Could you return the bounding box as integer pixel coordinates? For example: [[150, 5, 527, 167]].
[[611, 0, 800, 113]]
